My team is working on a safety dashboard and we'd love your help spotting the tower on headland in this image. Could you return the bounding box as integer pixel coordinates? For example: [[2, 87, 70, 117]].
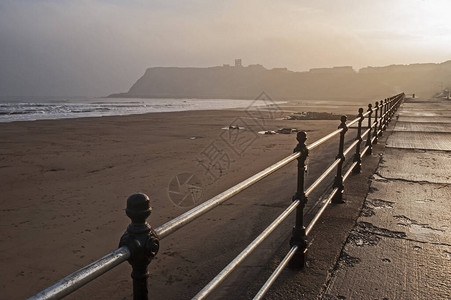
[[235, 59, 242, 67]]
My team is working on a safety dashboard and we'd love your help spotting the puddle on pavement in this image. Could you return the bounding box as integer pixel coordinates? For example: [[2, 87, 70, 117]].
[[372, 174, 388, 182], [394, 215, 445, 241], [415, 198, 435, 204], [355, 239, 364, 246], [409, 224, 444, 240], [370, 199, 394, 209], [394, 215, 412, 224], [362, 199, 394, 217]]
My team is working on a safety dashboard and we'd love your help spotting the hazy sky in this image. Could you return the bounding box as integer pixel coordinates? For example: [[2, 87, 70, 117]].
[[1, 0, 450, 97]]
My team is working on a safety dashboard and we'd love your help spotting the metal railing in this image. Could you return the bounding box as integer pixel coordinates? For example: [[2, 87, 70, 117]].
[[28, 93, 405, 300]]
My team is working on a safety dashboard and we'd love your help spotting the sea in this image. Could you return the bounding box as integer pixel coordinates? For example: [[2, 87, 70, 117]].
[[0, 96, 278, 123]]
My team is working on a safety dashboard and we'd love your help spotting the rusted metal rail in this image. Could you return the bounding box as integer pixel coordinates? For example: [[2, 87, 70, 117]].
[[28, 93, 405, 300]]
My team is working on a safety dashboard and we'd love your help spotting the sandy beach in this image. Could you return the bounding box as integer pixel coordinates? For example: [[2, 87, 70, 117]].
[[0, 99, 370, 299], [2, 1, 448, 298]]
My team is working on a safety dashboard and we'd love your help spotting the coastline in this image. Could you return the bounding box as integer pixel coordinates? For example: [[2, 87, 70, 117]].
[[0, 98, 279, 123], [0, 102, 367, 299], [0, 97, 370, 123]]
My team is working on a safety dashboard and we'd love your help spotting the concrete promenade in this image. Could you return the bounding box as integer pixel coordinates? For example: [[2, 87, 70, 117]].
[[323, 97, 451, 299]]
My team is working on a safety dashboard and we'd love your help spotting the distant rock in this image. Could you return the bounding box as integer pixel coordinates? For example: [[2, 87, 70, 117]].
[[284, 112, 341, 120], [277, 128, 298, 134]]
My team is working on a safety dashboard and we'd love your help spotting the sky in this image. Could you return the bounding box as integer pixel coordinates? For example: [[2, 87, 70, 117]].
[[1, 0, 450, 97]]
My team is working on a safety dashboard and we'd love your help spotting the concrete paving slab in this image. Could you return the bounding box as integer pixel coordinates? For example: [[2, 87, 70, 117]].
[[323, 159, 451, 299], [402, 103, 451, 111], [393, 122, 451, 133], [398, 110, 451, 117], [397, 116, 451, 123], [386, 131, 451, 151], [322, 98, 451, 300], [362, 179, 450, 244], [378, 148, 451, 184], [400, 107, 451, 112], [324, 237, 451, 300], [403, 98, 451, 104]]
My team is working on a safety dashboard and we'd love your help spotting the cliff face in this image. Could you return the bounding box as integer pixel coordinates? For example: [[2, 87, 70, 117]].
[[109, 60, 451, 99]]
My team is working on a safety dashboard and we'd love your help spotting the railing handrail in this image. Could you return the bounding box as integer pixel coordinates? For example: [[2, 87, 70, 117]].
[[155, 152, 300, 239], [28, 93, 405, 300], [192, 199, 300, 299], [253, 93, 404, 299], [193, 93, 404, 300], [152, 94, 404, 239], [28, 247, 131, 300]]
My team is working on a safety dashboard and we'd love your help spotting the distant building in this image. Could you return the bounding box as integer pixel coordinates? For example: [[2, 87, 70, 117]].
[[235, 59, 242, 67]]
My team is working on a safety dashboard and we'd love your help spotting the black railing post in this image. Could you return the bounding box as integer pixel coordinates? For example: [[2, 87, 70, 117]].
[[383, 99, 388, 130], [119, 193, 160, 300], [391, 98, 395, 115], [332, 116, 348, 204], [390, 98, 394, 120], [289, 131, 309, 269], [365, 104, 373, 155], [387, 98, 391, 122], [382, 98, 388, 131], [353, 108, 364, 174], [378, 100, 384, 136], [392, 97, 396, 117], [373, 101, 379, 144]]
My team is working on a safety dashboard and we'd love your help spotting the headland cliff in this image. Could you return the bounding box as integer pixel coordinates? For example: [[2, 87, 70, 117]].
[[109, 60, 451, 99]]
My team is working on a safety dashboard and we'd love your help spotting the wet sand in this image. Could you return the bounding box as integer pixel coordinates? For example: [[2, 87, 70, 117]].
[[0, 100, 369, 299]]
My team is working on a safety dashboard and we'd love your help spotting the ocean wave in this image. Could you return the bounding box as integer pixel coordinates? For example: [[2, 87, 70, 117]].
[[0, 98, 282, 123]]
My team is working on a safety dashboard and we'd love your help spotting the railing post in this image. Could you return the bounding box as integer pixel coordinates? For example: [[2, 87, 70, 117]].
[[389, 98, 394, 120], [378, 100, 384, 135], [373, 101, 379, 144], [289, 131, 309, 269], [385, 99, 387, 125], [119, 193, 160, 300], [365, 104, 373, 155], [387, 98, 391, 122], [392, 98, 395, 113], [332, 116, 347, 203], [384, 99, 388, 130], [353, 108, 364, 174]]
